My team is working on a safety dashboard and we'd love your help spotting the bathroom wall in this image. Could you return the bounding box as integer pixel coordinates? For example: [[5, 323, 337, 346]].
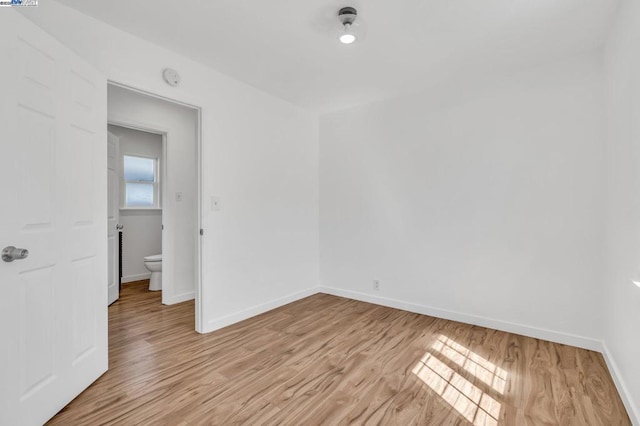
[[107, 124, 163, 283]]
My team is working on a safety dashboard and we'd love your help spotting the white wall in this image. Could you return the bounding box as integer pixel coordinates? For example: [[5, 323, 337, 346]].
[[20, 1, 319, 332], [603, 0, 640, 422], [320, 53, 606, 349], [108, 125, 163, 283], [108, 86, 198, 304]]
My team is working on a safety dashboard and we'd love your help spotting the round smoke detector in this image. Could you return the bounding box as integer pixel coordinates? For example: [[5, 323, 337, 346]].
[[162, 68, 180, 87]]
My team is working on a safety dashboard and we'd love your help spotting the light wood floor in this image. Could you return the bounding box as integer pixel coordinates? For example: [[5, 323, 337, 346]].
[[48, 280, 630, 425]]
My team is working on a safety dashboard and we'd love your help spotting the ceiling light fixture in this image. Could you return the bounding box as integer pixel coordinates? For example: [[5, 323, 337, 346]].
[[338, 7, 358, 44]]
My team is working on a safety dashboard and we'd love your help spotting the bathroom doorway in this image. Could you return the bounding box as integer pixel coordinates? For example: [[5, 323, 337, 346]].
[[108, 125, 163, 298], [106, 83, 201, 311]]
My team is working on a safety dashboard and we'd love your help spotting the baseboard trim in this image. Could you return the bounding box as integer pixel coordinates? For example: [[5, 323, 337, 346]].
[[600, 341, 640, 425], [122, 273, 151, 283], [318, 286, 602, 352], [203, 287, 319, 333], [163, 291, 195, 305]]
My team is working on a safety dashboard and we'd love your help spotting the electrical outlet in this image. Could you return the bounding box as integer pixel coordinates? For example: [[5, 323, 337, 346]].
[[373, 280, 380, 291]]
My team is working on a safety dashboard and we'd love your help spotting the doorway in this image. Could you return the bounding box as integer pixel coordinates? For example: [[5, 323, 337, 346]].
[[108, 125, 164, 304], [106, 83, 201, 313]]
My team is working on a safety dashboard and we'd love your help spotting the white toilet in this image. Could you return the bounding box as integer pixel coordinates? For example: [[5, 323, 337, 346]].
[[143, 254, 162, 291]]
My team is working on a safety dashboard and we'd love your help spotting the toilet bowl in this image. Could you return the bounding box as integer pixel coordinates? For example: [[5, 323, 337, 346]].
[[143, 254, 162, 291]]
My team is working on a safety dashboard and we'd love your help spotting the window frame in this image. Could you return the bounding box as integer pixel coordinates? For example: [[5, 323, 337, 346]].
[[120, 153, 161, 210]]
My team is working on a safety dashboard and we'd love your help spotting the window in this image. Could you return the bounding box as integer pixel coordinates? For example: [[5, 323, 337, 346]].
[[122, 155, 159, 208]]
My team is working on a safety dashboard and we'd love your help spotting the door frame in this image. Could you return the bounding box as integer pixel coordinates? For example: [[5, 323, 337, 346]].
[[107, 80, 203, 333], [107, 130, 121, 305]]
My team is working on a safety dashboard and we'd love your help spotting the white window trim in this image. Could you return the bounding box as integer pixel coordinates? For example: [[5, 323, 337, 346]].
[[120, 153, 161, 209]]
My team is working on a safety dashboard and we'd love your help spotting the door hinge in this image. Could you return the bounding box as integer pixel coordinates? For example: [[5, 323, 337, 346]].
[[200, 229, 204, 236]]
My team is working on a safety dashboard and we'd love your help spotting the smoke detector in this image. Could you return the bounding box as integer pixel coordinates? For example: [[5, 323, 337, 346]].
[[162, 68, 180, 87]]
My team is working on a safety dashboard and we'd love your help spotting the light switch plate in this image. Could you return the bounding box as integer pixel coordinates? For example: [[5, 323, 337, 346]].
[[176, 192, 183, 202]]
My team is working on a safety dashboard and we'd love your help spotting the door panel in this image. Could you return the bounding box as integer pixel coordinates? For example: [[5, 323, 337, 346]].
[[19, 267, 55, 399], [17, 108, 56, 227], [72, 257, 98, 362], [0, 11, 108, 426]]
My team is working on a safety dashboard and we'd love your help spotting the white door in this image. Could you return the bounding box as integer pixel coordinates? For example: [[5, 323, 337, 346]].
[[0, 11, 108, 426], [107, 132, 120, 305]]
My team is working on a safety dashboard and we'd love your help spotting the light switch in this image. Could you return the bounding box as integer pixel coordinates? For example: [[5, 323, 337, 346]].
[[211, 196, 220, 211], [175, 192, 183, 202]]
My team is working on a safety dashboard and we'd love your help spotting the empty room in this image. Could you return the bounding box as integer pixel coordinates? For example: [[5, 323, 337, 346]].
[[0, 0, 638, 425]]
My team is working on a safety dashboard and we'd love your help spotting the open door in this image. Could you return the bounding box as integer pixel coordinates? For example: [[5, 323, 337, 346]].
[[107, 131, 120, 305], [0, 11, 108, 425]]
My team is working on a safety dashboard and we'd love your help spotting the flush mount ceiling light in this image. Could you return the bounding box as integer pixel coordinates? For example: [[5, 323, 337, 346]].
[[338, 6, 358, 44]]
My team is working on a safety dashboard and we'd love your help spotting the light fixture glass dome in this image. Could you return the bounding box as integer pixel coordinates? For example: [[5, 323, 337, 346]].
[[339, 30, 356, 44]]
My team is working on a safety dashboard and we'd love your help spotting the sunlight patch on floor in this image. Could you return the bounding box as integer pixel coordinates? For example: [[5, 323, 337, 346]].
[[413, 335, 506, 426], [432, 335, 507, 394]]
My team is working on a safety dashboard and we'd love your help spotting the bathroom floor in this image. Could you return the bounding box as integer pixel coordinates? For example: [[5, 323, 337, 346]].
[[47, 280, 630, 425]]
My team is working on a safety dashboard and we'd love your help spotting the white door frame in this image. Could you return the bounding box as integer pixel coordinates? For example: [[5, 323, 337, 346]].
[[107, 81, 203, 333], [107, 131, 121, 305]]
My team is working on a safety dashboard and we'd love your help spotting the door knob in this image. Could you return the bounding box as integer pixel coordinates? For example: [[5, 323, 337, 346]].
[[116, 224, 124, 231], [2, 246, 29, 262]]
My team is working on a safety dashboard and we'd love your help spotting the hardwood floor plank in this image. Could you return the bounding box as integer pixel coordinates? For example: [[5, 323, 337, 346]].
[[47, 281, 630, 425]]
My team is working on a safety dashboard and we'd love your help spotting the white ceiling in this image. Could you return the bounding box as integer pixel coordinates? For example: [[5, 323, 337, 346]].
[[57, 0, 619, 112]]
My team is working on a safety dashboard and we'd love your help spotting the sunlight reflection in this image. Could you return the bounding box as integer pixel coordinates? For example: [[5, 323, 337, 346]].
[[432, 335, 508, 394], [413, 353, 500, 426]]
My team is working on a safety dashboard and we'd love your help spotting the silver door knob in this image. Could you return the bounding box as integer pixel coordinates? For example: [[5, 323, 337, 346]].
[[2, 246, 29, 262], [116, 224, 124, 231]]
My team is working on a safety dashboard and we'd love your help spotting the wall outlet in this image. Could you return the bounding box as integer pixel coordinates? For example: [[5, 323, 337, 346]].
[[373, 280, 380, 291]]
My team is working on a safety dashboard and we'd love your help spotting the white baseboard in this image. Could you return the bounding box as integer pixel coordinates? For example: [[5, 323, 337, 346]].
[[163, 291, 195, 305], [203, 287, 318, 333], [202, 284, 602, 350], [122, 273, 151, 283], [318, 286, 602, 352], [600, 341, 640, 425]]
